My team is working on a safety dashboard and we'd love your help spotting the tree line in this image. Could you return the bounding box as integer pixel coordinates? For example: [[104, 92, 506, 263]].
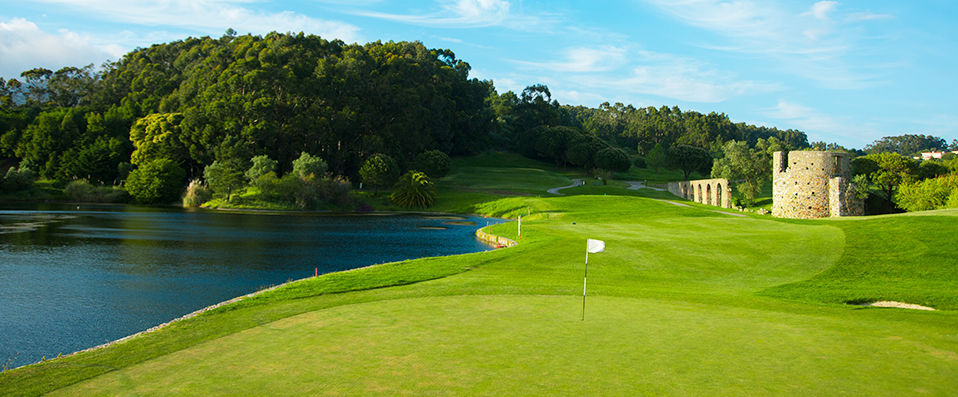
[[3, 30, 951, 211]]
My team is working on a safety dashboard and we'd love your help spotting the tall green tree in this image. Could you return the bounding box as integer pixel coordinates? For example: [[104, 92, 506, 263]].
[[863, 152, 917, 205], [711, 140, 767, 205], [666, 144, 712, 180]]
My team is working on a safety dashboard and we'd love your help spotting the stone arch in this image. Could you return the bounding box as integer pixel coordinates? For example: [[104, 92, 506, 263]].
[[716, 183, 723, 207], [706, 184, 712, 205], [695, 184, 702, 203]]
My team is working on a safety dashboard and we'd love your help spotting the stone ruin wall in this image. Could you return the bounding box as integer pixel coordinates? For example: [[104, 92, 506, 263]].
[[667, 178, 732, 209], [772, 151, 863, 219]]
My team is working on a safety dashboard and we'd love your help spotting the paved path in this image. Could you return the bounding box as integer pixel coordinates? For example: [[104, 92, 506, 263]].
[[624, 181, 666, 191], [655, 199, 691, 207], [547, 178, 584, 195]]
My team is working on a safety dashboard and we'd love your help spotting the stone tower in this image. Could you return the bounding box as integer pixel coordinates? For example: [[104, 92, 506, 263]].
[[772, 151, 863, 219]]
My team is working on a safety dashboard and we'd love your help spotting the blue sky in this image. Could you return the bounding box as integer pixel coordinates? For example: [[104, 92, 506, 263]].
[[1, 0, 956, 148]]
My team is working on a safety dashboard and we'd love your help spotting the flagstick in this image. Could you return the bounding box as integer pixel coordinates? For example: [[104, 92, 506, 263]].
[[582, 247, 589, 321]]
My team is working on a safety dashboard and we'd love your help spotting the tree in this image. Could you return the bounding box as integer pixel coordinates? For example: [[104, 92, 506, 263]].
[[917, 161, 948, 180], [291, 152, 328, 179], [412, 150, 451, 178], [646, 142, 666, 170], [203, 159, 246, 202], [864, 152, 917, 205], [666, 145, 712, 180], [125, 159, 186, 204], [391, 171, 437, 208], [593, 147, 631, 181], [129, 113, 190, 168], [711, 140, 767, 205], [246, 155, 278, 182], [864, 134, 947, 155], [359, 153, 399, 194]]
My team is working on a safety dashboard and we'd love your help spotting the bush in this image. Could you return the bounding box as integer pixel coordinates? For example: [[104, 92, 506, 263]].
[[125, 159, 187, 204], [412, 150, 451, 178], [391, 171, 436, 208], [2, 166, 37, 193], [182, 179, 212, 207], [263, 174, 353, 209], [65, 180, 129, 203], [895, 174, 958, 212]]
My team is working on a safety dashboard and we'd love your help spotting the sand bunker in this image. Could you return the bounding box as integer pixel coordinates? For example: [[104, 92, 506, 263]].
[[854, 301, 935, 311]]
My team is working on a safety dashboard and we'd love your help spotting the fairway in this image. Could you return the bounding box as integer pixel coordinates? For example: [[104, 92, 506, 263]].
[[51, 295, 957, 396], [3, 190, 957, 395]]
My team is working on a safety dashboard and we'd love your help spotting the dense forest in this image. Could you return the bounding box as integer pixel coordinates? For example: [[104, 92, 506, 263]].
[[1, 30, 952, 211]]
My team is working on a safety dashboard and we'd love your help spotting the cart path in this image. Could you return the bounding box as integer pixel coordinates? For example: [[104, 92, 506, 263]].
[[547, 179, 584, 195]]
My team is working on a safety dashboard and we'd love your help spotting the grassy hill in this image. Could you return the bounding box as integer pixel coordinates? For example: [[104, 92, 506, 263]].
[[2, 153, 956, 395]]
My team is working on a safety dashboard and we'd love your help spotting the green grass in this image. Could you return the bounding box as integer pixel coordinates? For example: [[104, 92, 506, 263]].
[[2, 155, 957, 395]]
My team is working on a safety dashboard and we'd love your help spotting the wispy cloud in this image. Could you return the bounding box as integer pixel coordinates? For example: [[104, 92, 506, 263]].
[[764, 99, 880, 145], [641, 0, 894, 89], [513, 46, 628, 73], [27, 0, 362, 42], [349, 0, 552, 30], [0, 18, 125, 78], [807, 1, 839, 20], [512, 47, 779, 103]]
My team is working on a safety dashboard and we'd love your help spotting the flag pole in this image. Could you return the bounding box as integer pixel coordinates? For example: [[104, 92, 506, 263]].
[[582, 244, 589, 321]]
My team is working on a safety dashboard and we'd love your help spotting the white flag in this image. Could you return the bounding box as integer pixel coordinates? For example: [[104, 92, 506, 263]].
[[587, 239, 605, 253]]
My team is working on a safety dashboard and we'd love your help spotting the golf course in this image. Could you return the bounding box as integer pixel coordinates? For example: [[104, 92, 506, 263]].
[[2, 153, 956, 395]]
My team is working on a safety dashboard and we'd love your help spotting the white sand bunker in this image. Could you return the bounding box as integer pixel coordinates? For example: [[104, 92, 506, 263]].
[[854, 301, 936, 311]]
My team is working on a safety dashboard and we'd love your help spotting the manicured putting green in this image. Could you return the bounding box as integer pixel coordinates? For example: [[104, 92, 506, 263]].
[[55, 295, 956, 396]]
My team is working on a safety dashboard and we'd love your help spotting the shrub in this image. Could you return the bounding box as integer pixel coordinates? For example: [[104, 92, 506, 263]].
[[316, 175, 353, 208], [65, 180, 129, 203], [412, 150, 451, 178], [391, 171, 436, 208], [2, 166, 37, 193], [895, 174, 958, 212], [182, 179, 212, 207]]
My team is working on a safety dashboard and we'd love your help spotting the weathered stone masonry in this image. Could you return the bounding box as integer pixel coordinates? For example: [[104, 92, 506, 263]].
[[667, 178, 732, 208], [772, 151, 863, 219]]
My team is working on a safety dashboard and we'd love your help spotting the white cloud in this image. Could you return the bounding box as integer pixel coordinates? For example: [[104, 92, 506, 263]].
[[0, 18, 124, 79], [350, 0, 550, 30], [808, 1, 838, 20], [642, 0, 894, 89], [845, 12, 893, 22], [514, 46, 627, 73], [513, 47, 779, 103], [27, 0, 362, 42]]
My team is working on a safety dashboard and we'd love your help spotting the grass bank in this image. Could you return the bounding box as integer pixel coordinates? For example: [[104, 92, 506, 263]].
[[2, 155, 956, 395]]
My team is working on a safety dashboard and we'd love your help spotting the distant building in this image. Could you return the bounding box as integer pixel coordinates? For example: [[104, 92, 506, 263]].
[[920, 151, 946, 160], [772, 151, 863, 219]]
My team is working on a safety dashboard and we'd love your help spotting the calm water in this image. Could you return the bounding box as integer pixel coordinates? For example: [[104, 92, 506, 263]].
[[0, 205, 502, 368]]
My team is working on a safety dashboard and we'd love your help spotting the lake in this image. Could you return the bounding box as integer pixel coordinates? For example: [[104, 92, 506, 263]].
[[0, 205, 502, 369]]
